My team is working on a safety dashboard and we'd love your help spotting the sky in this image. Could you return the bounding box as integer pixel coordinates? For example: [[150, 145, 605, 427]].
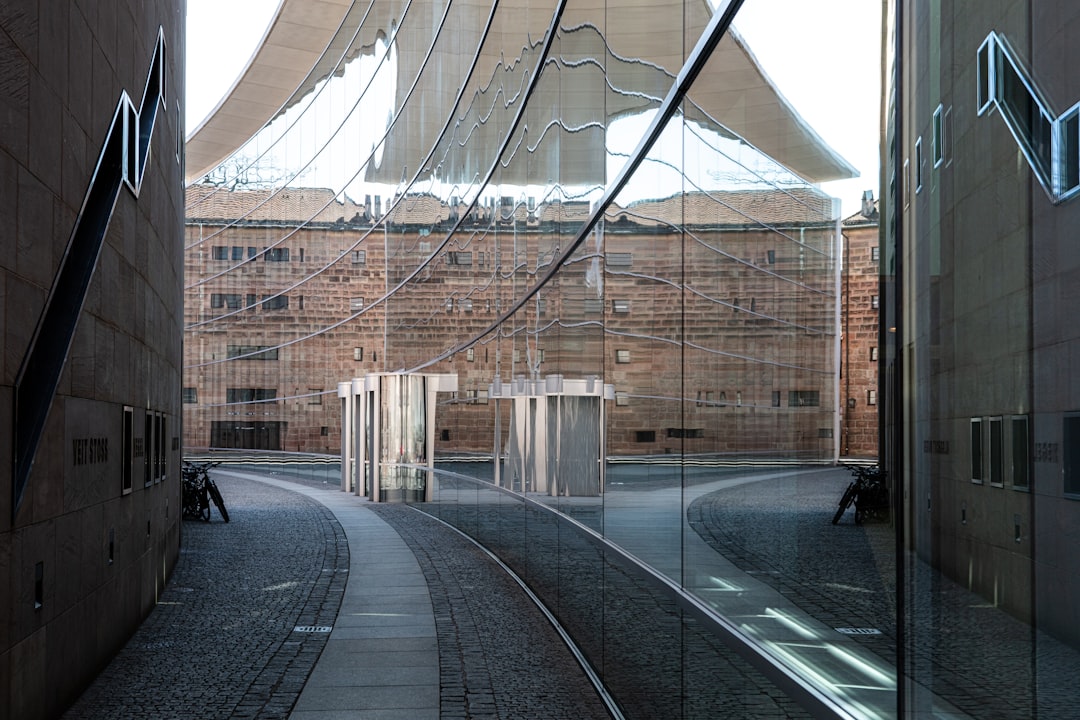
[[185, 0, 279, 134], [185, 0, 882, 216]]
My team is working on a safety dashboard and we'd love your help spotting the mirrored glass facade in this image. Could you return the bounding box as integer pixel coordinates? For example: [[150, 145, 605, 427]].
[[183, 0, 1080, 717]]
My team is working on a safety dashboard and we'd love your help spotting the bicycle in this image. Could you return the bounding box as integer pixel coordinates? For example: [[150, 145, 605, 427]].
[[182, 461, 229, 522], [832, 464, 889, 525]]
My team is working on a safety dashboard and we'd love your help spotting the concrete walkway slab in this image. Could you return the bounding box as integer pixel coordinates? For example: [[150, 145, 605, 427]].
[[243, 476, 440, 720]]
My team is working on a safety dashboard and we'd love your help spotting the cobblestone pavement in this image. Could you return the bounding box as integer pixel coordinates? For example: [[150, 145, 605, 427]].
[[63, 473, 612, 720], [63, 476, 348, 720], [687, 467, 1080, 719], [368, 503, 610, 720]]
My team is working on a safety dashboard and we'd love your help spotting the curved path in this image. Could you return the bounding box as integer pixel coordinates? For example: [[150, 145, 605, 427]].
[[62, 472, 609, 719], [688, 470, 1080, 720]]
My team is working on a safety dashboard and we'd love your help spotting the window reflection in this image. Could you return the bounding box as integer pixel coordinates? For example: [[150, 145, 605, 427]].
[[182, 1, 1080, 718]]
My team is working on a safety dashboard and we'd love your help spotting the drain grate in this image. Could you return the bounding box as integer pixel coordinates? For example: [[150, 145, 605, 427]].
[[835, 627, 882, 635], [293, 625, 332, 633]]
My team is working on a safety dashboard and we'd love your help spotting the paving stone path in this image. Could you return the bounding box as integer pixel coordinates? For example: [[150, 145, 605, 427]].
[[62, 476, 348, 720], [368, 503, 610, 720], [688, 467, 1080, 720], [62, 473, 611, 720]]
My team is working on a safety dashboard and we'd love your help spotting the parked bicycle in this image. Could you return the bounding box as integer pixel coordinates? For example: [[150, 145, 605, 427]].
[[832, 464, 889, 525], [182, 461, 229, 522]]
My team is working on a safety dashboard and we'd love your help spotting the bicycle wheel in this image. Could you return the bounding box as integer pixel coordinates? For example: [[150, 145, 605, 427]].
[[206, 479, 229, 522], [833, 484, 856, 525]]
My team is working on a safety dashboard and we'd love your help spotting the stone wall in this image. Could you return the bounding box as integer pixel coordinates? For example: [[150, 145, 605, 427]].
[[0, 3, 185, 717]]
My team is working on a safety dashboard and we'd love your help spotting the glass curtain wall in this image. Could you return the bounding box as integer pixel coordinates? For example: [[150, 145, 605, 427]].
[[183, 0, 1080, 714]]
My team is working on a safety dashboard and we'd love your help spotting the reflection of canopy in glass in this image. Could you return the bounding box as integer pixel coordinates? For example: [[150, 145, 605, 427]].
[[186, 0, 857, 187]]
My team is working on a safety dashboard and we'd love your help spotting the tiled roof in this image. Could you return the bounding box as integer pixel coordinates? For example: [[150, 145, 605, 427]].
[[187, 184, 837, 227]]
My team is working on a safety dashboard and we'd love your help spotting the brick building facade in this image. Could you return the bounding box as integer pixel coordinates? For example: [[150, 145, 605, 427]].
[[840, 199, 880, 458], [184, 184, 847, 460]]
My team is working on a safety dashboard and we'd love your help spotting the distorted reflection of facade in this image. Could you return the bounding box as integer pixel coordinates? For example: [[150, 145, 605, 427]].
[[185, 184, 842, 460], [183, 0, 896, 717]]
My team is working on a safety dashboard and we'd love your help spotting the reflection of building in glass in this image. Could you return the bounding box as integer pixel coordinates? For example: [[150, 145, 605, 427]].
[[184, 185, 842, 459], [180, 0, 924, 718]]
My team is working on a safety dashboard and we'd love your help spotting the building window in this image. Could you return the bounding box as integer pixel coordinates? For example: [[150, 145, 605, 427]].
[[971, 418, 984, 483], [914, 136, 923, 193], [635, 430, 656, 443], [466, 347, 475, 362], [612, 299, 631, 313], [226, 388, 278, 404], [977, 31, 1067, 197], [231, 245, 245, 261], [350, 297, 365, 311], [265, 247, 290, 262], [870, 346, 878, 361], [1061, 105, 1080, 197], [1012, 415, 1030, 489], [584, 298, 603, 314], [460, 298, 473, 312], [867, 390, 877, 406], [932, 104, 945, 167], [320, 426, 329, 437], [616, 393, 629, 407], [227, 345, 278, 360], [143, 410, 153, 487], [788, 390, 820, 407], [211, 293, 242, 309], [447, 251, 472, 266], [1064, 413, 1080, 496], [989, 417, 1004, 485], [615, 349, 630, 364], [308, 390, 322, 405], [182, 387, 198, 404], [605, 252, 633, 268], [997, 45, 1053, 182], [767, 249, 776, 264], [903, 158, 911, 208], [871, 246, 880, 262], [212, 246, 228, 260], [871, 295, 880, 309], [772, 391, 781, 407], [261, 295, 289, 310], [122, 406, 133, 494], [354, 347, 364, 361], [977, 34, 994, 114], [666, 428, 704, 439], [352, 249, 367, 264], [476, 390, 489, 405]]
